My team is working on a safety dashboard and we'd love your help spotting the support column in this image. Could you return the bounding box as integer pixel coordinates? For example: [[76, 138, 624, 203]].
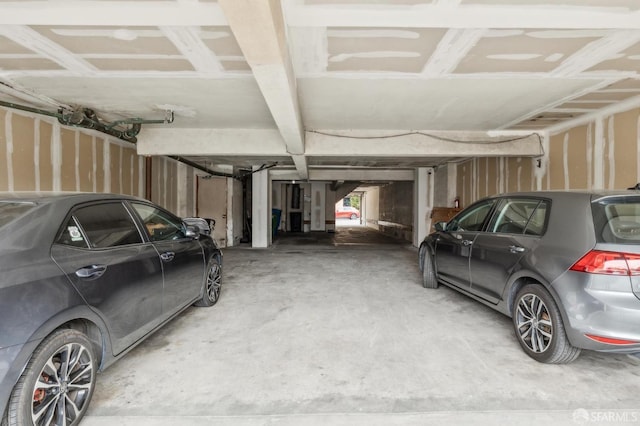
[[310, 182, 326, 231], [175, 162, 188, 218], [414, 167, 435, 247], [252, 167, 270, 248]]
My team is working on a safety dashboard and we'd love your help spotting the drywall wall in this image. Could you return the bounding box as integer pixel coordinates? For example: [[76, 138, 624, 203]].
[[0, 106, 198, 217], [1, 107, 144, 195], [456, 106, 640, 205]]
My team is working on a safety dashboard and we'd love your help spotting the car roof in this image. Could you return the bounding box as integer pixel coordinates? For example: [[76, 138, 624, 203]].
[[489, 190, 640, 201], [0, 191, 143, 204]]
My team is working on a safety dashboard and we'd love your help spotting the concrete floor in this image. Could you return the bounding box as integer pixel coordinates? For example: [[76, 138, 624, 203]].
[[84, 227, 640, 426]]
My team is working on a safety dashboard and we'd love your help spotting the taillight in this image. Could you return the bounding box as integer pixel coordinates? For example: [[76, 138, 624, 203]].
[[570, 250, 640, 276]]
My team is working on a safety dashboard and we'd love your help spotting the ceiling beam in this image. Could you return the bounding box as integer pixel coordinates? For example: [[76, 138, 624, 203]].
[[219, 0, 307, 180], [160, 27, 223, 73], [0, 26, 96, 74], [138, 128, 542, 158], [270, 169, 416, 182], [551, 30, 640, 77], [422, 28, 486, 76], [0, 1, 227, 26], [499, 78, 620, 129], [285, 4, 640, 30], [137, 129, 287, 156]]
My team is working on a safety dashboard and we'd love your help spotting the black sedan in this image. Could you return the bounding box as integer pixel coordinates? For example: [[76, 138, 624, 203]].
[[0, 193, 222, 426]]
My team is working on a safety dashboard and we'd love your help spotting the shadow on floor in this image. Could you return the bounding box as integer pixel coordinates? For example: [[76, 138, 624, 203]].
[[272, 226, 409, 247]]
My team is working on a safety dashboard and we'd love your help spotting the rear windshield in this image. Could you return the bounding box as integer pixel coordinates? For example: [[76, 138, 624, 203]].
[[592, 196, 640, 244], [0, 201, 37, 229]]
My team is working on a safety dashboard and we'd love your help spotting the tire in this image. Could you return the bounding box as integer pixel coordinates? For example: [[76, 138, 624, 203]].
[[422, 248, 439, 289], [418, 244, 426, 272], [195, 256, 222, 307], [350, 213, 357, 220], [512, 284, 581, 364], [6, 329, 97, 426]]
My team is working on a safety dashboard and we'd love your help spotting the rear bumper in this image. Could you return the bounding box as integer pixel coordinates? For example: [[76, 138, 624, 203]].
[[553, 271, 640, 353]]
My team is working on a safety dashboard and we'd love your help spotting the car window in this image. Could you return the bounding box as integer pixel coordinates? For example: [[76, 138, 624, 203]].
[[592, 197, 640, 244], [71, 203, 143, 248], [56, 216, 89, 248], [447, 199, 496, 232], [524, 201, 549, 236], [490, 198, 548, 236], [131, 203, 185, 242]]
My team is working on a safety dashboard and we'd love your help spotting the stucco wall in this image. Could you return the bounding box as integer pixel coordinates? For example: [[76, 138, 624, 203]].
[[456, 106, 640, 206], [0, 106, 197, 216]]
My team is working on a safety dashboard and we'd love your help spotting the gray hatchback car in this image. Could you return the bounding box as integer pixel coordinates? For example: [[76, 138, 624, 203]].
[[419, 190, 640, 364], [0, 193, 223, 426]]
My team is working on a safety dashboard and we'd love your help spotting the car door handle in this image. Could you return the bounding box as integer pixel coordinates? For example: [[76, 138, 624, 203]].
[[160, 251, 175, 262], [462, 239, 473, 246], [509, 245, 526, 253], [75, 264, 107, 280]]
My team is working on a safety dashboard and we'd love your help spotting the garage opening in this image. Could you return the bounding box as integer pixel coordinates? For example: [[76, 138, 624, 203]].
[[335, 193, 363, 227], [268, 180, 414, 247]]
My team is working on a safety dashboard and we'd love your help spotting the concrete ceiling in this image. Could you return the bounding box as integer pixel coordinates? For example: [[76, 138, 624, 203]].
[[1, 0, 640, 180]]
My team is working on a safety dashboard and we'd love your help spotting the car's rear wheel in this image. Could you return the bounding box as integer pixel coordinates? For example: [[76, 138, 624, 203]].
[[7, 329, 96, 426], [195, 256, 222, 307], [513, 284, 581, 364], [422, 248, 439, 289], [350, 213, 357, 220]]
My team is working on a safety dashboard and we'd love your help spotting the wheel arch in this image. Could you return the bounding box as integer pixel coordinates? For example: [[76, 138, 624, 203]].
[[1, 306, 113, 421], [505, 272, 565, 321], [22, 306, 113, 370]]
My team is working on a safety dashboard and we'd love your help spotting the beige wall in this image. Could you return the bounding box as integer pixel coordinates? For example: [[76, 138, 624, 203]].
[[1, 106, 198, 216], [456, 107, 640, 206], [363, 186, 380, 230]]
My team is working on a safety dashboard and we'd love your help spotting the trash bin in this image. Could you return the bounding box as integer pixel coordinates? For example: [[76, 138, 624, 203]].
[[272, 208, 282, 238]]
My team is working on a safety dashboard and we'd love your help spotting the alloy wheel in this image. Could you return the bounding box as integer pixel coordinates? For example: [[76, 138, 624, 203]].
[[31, 342, 94, 425], [206, 262, 222, 303], [515, 293, 553, 353]]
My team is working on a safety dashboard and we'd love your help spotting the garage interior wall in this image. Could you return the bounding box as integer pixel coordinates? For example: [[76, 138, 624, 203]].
[[0, 106, 199, 217], [456, 106, 640, 207], [377, 182, 413, 242]]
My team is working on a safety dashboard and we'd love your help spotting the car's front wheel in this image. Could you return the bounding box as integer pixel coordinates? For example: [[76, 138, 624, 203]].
[[350, 213, 357, 220], [422, 248, 439, 289], [513, 284, 580, 364], [6, 329, 97, 426], [195, 256, 222, 307]]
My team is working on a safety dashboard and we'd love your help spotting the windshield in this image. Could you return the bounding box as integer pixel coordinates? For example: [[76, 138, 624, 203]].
[[0, 201, 37, 229], [592, 196, 640, 244]]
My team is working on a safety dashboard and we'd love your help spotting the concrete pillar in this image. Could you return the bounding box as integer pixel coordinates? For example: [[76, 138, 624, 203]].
[[414, 167, 435, 247], [226, 178, 234, 247], [252, 167, 270, 248], [310, 182, 326, 231], [175, 162, 189, 218], [447, 162, 458, 207]]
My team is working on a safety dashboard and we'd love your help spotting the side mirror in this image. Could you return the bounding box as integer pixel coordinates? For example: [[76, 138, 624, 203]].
[[184, 225, 199, 239], [434, 221, 446, 232]]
